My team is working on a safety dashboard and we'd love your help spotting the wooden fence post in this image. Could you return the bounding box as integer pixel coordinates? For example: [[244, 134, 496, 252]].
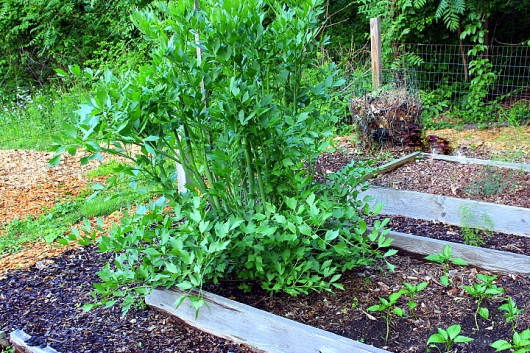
[[370, 17, 382, 91]]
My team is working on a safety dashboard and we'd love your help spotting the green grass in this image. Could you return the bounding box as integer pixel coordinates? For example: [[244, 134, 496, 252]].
[[0, 85, 87, 151], [0, 161, 151, 257]]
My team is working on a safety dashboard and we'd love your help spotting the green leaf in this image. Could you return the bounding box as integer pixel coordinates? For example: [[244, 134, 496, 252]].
[[451, 257, 468, 266], [427, 333, 446, 344], [479, 307, 489, 320], [446, 324, 462, 339], [166, 262, 179, 274], [454, 335, 474, 343], [82, 303, 96, 312], [490, 340, 512, 351], [49, 154, 61, 167]]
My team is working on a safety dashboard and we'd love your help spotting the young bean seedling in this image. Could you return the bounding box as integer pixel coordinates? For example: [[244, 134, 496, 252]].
[[427, 324, 473, 353], [367, 289, 406, 342], [425, 245, 467, 286], [462, 274, 505, 330]]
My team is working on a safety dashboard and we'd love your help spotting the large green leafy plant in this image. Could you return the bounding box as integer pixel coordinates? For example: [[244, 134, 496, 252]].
[[55, 0, 393, 314]]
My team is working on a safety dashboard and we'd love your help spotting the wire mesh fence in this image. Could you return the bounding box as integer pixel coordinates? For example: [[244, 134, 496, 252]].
[[339, 43, 530, 127], [399, 44, 530, 106]]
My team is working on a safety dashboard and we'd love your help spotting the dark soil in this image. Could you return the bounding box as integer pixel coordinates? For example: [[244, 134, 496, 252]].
[[0, 246, 256, 353], [367, 215, 530, 257], [3, 244, 529, 353], [207, 253, 530, 353]]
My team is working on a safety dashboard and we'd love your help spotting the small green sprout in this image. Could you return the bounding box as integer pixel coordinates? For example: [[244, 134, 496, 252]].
[[367, 290, 406, 342], [425, 245, 467, 286], [490, 329, 530, 352], [462, 274, 505, 330], [427, 324, 473, 353], [402, 281, 428, 318], [499, 297, 523, 330]]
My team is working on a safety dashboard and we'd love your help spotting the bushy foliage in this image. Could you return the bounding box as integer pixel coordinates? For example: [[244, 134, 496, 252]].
[[55, 0, 395, 314]]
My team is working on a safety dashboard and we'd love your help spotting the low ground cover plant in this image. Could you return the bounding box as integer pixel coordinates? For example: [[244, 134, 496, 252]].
[[427, 324, 474, 353]]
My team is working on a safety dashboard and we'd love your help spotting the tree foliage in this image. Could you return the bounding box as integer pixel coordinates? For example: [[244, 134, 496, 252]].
[[0, 0, 153, 95]]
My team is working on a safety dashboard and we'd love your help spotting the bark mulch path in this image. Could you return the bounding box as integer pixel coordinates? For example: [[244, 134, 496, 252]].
[[0, 245, 256, 353]]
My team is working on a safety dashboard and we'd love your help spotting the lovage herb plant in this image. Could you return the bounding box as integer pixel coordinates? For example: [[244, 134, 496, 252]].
[[54, 0, 393, 314]]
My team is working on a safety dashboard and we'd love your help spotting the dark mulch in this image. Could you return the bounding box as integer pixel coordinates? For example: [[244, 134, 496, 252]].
[[367, 214, 530, 257], [0, 246, 256, 353], [208, 254, 530, 353]]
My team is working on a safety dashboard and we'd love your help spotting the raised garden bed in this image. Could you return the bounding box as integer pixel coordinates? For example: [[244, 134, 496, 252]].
[[2, 150, 529, 353], [371, 153, 530, 209], [2, 243, 530, 353]]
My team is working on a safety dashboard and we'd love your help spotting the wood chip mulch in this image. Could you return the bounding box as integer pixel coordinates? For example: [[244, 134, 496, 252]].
[[1, 126, 529, 353]]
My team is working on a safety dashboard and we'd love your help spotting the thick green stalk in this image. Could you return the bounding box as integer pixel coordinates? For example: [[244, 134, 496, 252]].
[[181, 122, 222, 211], [242, 135, 256, 203], [172, 131, 208, 196], [250, 141, 268, 208]]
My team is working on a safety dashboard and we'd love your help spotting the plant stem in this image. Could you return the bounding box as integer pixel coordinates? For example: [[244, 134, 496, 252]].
[[385, 310, 391, 342], [242, 135, 256, 203]]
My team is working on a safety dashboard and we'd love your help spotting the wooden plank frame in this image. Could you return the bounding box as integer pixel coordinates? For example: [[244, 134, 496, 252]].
[[377, 151, 421, 174], [386, 230, 530, 275], [423, 153, 530, 172], [361, 186, 530, 237], [146, 288, 391, 353], [9, 330, 60, 353]]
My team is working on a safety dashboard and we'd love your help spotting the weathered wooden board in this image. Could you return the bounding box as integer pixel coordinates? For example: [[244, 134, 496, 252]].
[[9, 330, 60, 353], [361, 186, 530, 237], [386, 230, 530, 275], [146, 288, 390, 353], [423, 153, 530, 172], [377, 152, 421, 174]]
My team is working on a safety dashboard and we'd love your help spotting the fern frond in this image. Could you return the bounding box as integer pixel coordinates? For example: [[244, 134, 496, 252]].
[[413, 0, 427, 9], [435, 0, 466, 31]]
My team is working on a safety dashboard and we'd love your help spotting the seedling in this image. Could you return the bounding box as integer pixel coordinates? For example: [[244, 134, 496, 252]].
[[462, 274, 505, 330], [499, 297, 523, 330], [427, 324, 473, 353], [367, 290, 406, 342], [490, 329, 530, 352], [402, 281, 428, 319], [425, 245, 467, 286]]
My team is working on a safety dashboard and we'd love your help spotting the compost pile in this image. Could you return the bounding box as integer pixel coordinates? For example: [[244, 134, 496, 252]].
[[350, 89, 423, 149]]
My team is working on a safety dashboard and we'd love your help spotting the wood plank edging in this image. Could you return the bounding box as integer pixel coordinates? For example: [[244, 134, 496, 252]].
[[9, 330, 60, 353], [422, 153, 530, 172], [145, 288, 391, 353], [386, 230, 530, 275], [377, 152, 421, 174], [361, 186, 530, 237]]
